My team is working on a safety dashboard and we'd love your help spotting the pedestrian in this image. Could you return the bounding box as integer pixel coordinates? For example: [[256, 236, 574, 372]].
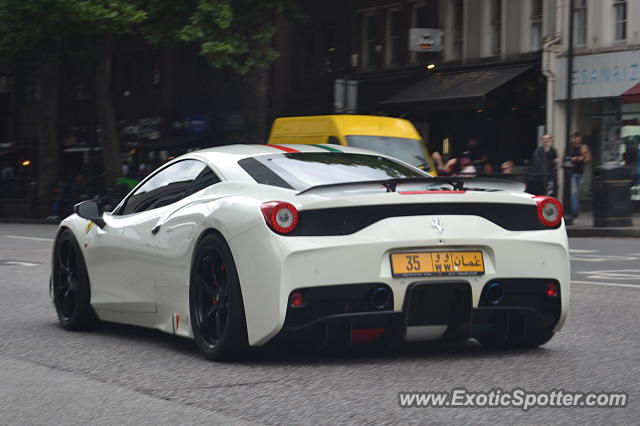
[[455, 151, 477, 176], [565, 131, 591, 218], [501, 160, 514, 174], [530, 134, 559, 196], [465, 138, 488, 171], [47, 179, 65, 220]]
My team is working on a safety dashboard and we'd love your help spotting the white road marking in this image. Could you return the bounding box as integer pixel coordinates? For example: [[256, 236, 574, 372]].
[[569, 249, 599, 253], [570, 255, 638, 262], [2, 235, 54, 242], [0, 260, 39, 267], [572, 280, 640, 289], [578, 269, 640, 280]]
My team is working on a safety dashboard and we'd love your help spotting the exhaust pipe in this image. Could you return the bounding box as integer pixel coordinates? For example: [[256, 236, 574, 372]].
[[370, 287, 391, 309], [485, 282, 503, 305]]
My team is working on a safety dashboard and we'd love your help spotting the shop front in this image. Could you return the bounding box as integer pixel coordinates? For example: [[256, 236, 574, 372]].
[[380, 63, 545, 170], [556, 50, 640, 207], [620, 84, 640, 202]]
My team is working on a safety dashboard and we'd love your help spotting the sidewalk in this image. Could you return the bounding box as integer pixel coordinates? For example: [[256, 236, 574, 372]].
[[2, 212, 640, 237], [565, 211, 640, 238]]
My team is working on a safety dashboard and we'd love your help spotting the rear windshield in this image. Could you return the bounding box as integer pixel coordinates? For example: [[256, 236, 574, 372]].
[[238, 152, 426, 191], [345, 135, 432, 171]]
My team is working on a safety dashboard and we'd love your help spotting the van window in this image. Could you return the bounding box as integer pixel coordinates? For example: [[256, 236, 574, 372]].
[[327, 136, 340, 145], [345, 135, 429, 169]]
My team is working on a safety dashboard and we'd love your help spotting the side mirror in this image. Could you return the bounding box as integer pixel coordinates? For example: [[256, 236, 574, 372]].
[[74, 200, 106, 229]]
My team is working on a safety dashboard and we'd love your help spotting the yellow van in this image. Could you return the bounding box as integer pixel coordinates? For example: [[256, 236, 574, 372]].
[[267, 115, 436, 174]]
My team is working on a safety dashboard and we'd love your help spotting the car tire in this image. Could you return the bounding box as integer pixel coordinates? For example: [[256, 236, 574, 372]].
[[189, 233, 249, 361], [51, 229, 98, 330], [477, 330, 554, 350]]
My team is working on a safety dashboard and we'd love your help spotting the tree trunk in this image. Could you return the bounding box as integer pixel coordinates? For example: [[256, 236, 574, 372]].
[[244, 65, 270, 144], [94, 35, 121, 187], [36, 56, 61, 204], [161, 45, 178, 137]]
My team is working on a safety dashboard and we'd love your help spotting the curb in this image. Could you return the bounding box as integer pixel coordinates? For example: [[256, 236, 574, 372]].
[[0, 217, 61, 225], [567, 227, 640, 238]]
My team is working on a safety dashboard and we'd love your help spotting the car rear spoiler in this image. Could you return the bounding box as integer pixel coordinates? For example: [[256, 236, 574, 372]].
[[296, 176, 526, 196]]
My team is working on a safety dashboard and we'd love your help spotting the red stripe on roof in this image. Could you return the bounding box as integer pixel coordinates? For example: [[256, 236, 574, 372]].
[[398, 190, 466, 194], [269, 145, 300, 153]]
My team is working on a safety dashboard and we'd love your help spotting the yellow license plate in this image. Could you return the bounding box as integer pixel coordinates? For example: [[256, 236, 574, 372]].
[[390, 251, 484, 277]]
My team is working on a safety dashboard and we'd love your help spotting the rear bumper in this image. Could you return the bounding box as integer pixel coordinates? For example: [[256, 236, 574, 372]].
[[230, 215, 569, 346], [268, 279, 562, 348]]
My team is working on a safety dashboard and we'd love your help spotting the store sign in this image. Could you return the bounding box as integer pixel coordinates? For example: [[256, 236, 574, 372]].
[[556, 50, 640, 100], [409, 28, 443, 52]]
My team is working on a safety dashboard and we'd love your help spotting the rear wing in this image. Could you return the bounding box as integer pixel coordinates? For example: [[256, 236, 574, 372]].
[[296, 176, 526, 196]]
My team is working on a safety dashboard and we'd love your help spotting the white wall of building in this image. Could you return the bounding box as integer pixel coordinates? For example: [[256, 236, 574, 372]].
[[440, 0, 551, 63]]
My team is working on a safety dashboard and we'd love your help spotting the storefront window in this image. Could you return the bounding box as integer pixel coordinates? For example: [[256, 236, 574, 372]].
[[621, 103, 640, 200]]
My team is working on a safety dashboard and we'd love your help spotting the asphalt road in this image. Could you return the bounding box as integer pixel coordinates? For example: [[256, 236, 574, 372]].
[[0, 223, 638, 425]]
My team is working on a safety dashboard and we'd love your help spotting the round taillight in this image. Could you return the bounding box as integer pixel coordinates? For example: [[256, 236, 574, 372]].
[[545, 282, 559, 298], [534, 196, 563, 228], [261, 201, 299, 234]]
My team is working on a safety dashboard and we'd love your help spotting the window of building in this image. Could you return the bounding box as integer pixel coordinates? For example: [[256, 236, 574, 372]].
[[614, 0, 627, 41], [530, 0, 543, 50], [573, 0, 587, 46], [490, 0, 502, 55], [453, 0, 464, 59], [322, 24, 337, 74], [385, 7, 402, 66], [362, 11, 377, 69], [409, 1, 438, 64], [410, 2, 426, 64]]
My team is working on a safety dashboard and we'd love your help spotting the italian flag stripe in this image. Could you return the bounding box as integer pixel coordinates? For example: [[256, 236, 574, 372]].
[[269, 145, 300, 153], [315, 144, 342, 152]]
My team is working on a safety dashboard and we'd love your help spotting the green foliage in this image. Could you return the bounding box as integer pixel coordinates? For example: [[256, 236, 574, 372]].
[[0, 0, 147, 58], [0, 0, 293, 73], [147, 0, 294, 74]]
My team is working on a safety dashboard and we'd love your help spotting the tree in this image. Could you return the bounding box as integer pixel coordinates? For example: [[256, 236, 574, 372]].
[[0, 0, 293, 208], [0, 0, 146, 200], [146, 0, 294, 143]]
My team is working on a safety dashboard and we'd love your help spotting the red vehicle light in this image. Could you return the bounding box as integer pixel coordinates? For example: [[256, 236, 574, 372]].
[[352, 328, 385, 342], [289, 291, 305, 308], [533, 196, 563, 228], [545, 282, 559, 298], [261, 201, 299, 234]]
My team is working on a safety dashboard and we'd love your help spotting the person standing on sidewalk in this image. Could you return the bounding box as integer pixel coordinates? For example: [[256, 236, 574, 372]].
[[566, 132, 591, 218], [530, 134, 559, 196]]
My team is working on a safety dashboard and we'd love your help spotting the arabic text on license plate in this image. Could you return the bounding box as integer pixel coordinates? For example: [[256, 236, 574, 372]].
[[390, 251, 484, 277]]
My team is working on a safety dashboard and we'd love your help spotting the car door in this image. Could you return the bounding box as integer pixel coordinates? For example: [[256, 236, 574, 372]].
[[149, 166, 224, 314], [86, 160, 207, 313]]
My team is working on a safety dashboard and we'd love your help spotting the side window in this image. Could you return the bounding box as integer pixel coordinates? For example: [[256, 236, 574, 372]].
[[120, 160, 207, 215], [184, 166, 221, 198], [327, 136, 341, 145]]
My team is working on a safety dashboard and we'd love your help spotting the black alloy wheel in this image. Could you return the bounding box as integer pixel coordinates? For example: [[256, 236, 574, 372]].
[[51, 229, 97, 330], [189, 233, 248, 361], [193, 251, 230, 346]]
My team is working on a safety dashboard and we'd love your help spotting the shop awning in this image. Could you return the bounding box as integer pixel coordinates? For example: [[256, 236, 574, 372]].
[[381, 65, 533, 107], [621, 82, 640, 104]]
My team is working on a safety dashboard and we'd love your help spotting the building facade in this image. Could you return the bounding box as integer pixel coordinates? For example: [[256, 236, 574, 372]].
[[552, 0, 640, 202], [275, 0, 557, 171]]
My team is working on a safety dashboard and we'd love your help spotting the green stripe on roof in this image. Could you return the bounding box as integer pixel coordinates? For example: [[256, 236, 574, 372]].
[[314, 144, 342, 152]]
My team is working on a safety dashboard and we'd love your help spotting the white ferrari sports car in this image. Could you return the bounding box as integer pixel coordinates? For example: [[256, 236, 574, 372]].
[[51, 144, 570, 360]]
